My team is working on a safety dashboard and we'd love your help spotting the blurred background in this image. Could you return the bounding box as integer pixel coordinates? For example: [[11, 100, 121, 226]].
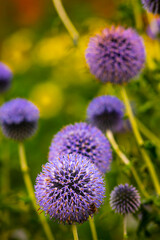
[[0, 0, 160, 239]]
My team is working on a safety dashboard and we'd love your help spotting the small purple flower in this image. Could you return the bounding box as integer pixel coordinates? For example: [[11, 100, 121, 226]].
[[147, 18, 160, 40], [0, 98, 39, 141], [49, 122, 112, 174], [110, 184, 141, 215], [85, 26, 145, 84], [87, 95, 125, 132], [35, 154, 105, 224], [142, 0, 160, 14], [0, 62, 12, 93]]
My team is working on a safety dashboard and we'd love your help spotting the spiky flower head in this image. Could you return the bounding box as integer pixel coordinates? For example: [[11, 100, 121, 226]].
[[110, 184, 141, 215], [147, 18, 160, 40], [49, 122, 112, 174], [142, 0, 160, 14], [0, 98, 39, 141], [87, 95, 125, 132], [0, 62, 12, 93], [35, 154, 105, 224], [85, 26, 145, 84]]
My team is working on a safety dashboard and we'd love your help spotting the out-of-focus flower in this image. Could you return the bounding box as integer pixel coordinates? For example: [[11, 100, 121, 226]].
[[0, 98, 39, 141], [35, 154, 105, 224], [0, 62, 12, 93], [30, 82, 63, 119], [49, 122, 112, 174], [142, 0, 160, 14], [143, 35, 160, 69], [33, 34, 71, 66], [147, 18, 160, 40], [85, 26, 145, 84], [1, 29, 33, 73], [87, 95, 125, 132], [110, 184, 141, 215]]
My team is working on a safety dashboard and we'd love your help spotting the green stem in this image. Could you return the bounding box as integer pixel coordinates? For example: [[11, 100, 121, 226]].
[[72, 225, 79, 240], [51, 0, 79, 44], [121, 87, 160, 195], [130, 0, 143, 30], [89, 216, 98, 240], [123, 215, 128, 239], [136, 118, 160, 147], [18, 143, 55, 240], [106, 130, 149, 198]]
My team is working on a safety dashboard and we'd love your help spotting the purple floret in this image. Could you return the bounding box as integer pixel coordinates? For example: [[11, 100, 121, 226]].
[[85, 26, 145, 84], [0, 98, 39, 141], [87, 95, 125, 133], [142, 0, 160, 14], [35, 154, 105, 224], [0, 62, 12, 93], [147, 18, 160, 40], [49, 122, 112, 174], [110, 183, 141, 215]]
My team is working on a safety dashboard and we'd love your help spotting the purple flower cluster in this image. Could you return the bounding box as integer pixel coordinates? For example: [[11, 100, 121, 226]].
[[35, 154, 105, 224], [0, 98, 39, 141], [0, 62, 12, 93], [49, 122, 112, 173], [85, 26, 145, 84], [110, 184, 141, 215], [142, 0, 160, 14], [87, 95, 125, 132], [147, 18, 160, 40]]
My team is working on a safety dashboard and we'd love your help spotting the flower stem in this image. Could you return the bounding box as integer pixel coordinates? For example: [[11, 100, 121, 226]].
[[120, 87, 160, 195], [51, 0, 79, 45], [136, 118, 160, 147], [106, 130, 149, 198], [123, 215, 128, 239], [89, 216, 98, 240], [72, 225, 79, 240], [18, 142, 55, 240], [130, 0, 143, 31]]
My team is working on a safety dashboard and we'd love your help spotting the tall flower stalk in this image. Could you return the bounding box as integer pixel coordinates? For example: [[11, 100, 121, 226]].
[[0, 98, 55, 240], [106, 130, 149, 198], [121, 87, 160, 194], [18, 143, 55, 240], [51, 0, 79, 44], [72, 225, 79, 240]]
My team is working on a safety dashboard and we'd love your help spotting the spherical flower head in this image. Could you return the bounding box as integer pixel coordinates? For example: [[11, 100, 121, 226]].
[[35, 154, 105, 224], [110, 184, 141, 215], [142, 0, 160, 14], [49, 122, 112, 174], [0, 62, 12, 93], [147, 18, 160, 40], [87, 95, 125, 133], [0, 98, 39, 141], [85, 26, 145, 84]]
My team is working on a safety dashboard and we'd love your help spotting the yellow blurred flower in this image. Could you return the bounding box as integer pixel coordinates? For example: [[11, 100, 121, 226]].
[[33, 34, 71, 66], [30, 82, 63, 118], [1, 29, 33, 73], [143, 35, 160, 69]]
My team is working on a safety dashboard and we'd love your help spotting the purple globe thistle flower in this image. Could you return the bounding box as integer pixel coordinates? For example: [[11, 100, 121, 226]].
[[142, 0, 160, 14], [0, 98, 39, 141], [110, 184, 141, 215], [147, 18, 160, 40], [0, 62, 12, 93], [35, 154, 105, 224], [87, 95, 125, 133], [85, 26, 145, 84], [49, 122, 112, 174]]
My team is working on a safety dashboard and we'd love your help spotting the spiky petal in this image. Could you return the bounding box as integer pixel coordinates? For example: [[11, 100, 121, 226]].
[[49, 122, 112, 174], [35, 154, 105, 224], [85, 26, 145, 84], [110, 184, 141, 215]]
